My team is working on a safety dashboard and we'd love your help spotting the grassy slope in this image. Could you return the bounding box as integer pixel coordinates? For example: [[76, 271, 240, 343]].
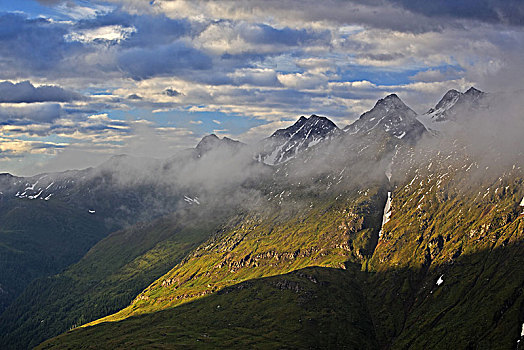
[[90, 185, 386, 324], [39, 266, 378, 350], [366, 145, 524, 349], [39, 142, 524, 349], [0, 211, 222, 349]]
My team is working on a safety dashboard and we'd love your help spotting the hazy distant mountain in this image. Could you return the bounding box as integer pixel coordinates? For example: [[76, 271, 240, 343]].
[[195, 134, 245, 157], [418, 87, 487, 133]]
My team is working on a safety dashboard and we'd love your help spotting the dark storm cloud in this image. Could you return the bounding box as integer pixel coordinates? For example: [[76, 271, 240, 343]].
[[0, 13, 83, 78], [0, 11, 197, 81], [238, 22, 330, 46], [359, 53, 405, 62], [0, 81, 83, 103], [389, 0, 524, 26], [117, 42, 212, 80], [190, 0, 522, 33], [0, 103, 62, 124], [76, 11, 194, 48]]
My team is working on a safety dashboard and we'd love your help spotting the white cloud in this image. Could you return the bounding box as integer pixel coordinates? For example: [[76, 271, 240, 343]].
[[66, 25, 137, 44], [277, 72, 327, 90], [56, 2, 114, 20]]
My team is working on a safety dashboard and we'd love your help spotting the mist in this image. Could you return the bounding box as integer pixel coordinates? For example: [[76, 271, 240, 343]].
[[3, 88, 523, 231]]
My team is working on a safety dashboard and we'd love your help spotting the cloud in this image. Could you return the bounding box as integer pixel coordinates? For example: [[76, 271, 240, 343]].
[[277, 72, 328, 89], [196, 20, 329, 55], [358, 52, 405, 62], [35, 0, 63, 5], [75, 11, 192, 47], [156, 0, 524, 33], [0, 0, 522, 175], [0, 81, 83, 103], [156, 0, 447, 34], [117, 42, 212, 80], [65, 24, 136, 44], [229, 68, 280, 87], [238, 22, 329, 46], [0, 13, 77, 78], [388, 0, 524, 27], [55, 2, 114, 20], [409, 67, 463, 82], [235, 120, 294, 143], [164, 88, 181, 97], [0, 103, 62, 124], [0, 136, 66, 156]]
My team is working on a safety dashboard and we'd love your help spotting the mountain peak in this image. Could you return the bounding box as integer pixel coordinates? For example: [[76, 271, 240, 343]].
[[270, 115, 338, 139], [259, 114, 340, 165], [464, 86, 483, 96], [419, 86, 488, 133], [195, 134, 242, 156], [374, 94, 409, 110], [442, 89, 461, 99], [345, 94, 425, 140], [198, 133, 219, 143], [384, 93, 400, 100], [431, 89, 461, 112], [196, 134, 219, 148]]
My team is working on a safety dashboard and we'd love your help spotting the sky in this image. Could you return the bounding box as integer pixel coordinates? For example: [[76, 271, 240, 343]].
[[0, 0, 522, 176]]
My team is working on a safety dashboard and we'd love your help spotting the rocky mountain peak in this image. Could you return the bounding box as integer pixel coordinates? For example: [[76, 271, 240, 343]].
[[433, 89, 461, 111], [464, 86, 483, 97], [259, 114, 340, 165], [270, 115, 338, 139], [374, 94, 406, 109], [344, 94, 425, 141], [196, 134, 243, 156], [419, 87, 486, 133]]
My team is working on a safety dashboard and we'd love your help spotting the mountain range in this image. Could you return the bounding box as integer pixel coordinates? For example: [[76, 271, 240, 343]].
[[1, 87, 524, 349]]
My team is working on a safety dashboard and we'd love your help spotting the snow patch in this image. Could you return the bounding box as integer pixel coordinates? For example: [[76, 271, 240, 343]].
[[395, 131, 406, 139], [25, 181, 38, 191], [308, 138, 322, 148], [263, 142, 286, 165], [184, 195, 200, 205], [436, 275, 444, 286]]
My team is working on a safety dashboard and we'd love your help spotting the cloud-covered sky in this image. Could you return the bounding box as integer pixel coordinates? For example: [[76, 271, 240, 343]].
[[0, 0, 522, 175]]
